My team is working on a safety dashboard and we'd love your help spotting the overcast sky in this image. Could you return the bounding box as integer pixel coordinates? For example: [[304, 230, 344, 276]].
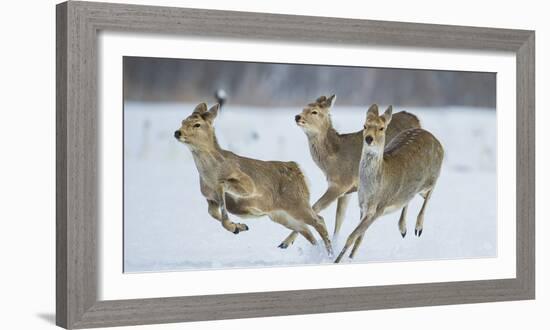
[[124, 56, 496, 109]]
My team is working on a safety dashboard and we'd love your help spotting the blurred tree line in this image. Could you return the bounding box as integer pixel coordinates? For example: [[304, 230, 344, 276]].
[[123, 56, 495, 109]]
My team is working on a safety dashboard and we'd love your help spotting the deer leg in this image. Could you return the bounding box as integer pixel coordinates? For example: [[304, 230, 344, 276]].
[[334, 194, 350, 238], [216, 187, 249, 235], [294, 227, 317, 246], [288, 209, 333, 255], [207, 199, 252, 235], [415, 190, 433, 237], [335, 213, 376, 263], [313, 214, 333, 255], [278, 231, 299, 249], [312, 186, 345, 213], [270, 212, 316, 248], [398, 205, 408, 238], [349, 234, 364, 259], [206, 199, 222, 222]]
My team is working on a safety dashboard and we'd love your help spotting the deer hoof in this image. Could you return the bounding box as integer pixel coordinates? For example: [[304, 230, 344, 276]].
[[414, 229, 423, 237], [278, 243, 289, 249], [401, 231, 407, 238], [232, 223, 249, 234]]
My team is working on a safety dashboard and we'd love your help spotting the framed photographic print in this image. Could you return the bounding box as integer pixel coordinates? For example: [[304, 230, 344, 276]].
[[56, 1, 535, 328]]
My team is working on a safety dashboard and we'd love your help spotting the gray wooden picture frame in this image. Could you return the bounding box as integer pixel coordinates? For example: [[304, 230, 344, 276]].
[[56, 1, 535, 328]]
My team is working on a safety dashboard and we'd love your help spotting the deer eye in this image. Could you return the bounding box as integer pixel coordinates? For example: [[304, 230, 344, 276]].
[[193, 123, 201, 128], [311, 111, 318, 115], [379, 127, 384, 131]]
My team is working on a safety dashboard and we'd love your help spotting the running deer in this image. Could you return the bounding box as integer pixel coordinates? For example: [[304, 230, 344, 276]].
[[334, 104, 444, 263], [294, 95, 420, 241], [174, 102, 333, 255]]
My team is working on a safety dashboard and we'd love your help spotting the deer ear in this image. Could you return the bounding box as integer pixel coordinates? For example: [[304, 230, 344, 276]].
[[202, 103, 220, 123], [193, 102, 208, 114], [366, 104, 379, 120], [382, 105, 393, 124], [325, 94, 336, 108], [315, 95, 327, 104]]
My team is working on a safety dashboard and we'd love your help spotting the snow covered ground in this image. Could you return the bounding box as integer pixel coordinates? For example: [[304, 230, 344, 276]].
[[123, 102, 496, 273]]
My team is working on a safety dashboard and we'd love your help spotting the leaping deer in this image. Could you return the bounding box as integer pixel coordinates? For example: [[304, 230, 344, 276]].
[[294, 95, 421, 243], [174, 102, 333, 255], [334, 104, 444, 263]]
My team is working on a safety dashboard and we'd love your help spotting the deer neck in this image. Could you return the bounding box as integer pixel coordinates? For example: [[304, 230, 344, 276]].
[[359, 145, 385, 189], [306, 123, 339, 167], [190, 134, 225, 177]]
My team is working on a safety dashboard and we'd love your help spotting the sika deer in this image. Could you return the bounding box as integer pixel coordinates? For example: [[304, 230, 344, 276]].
[[294, 95, 420, 243], [174, 103, 333, 255], [334, 104, 444, 263]]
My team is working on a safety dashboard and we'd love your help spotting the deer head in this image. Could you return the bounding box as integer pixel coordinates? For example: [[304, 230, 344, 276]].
[[174, 102, 220, 150], [295, 94, 336, 135], [362, 104, 393, 152]]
